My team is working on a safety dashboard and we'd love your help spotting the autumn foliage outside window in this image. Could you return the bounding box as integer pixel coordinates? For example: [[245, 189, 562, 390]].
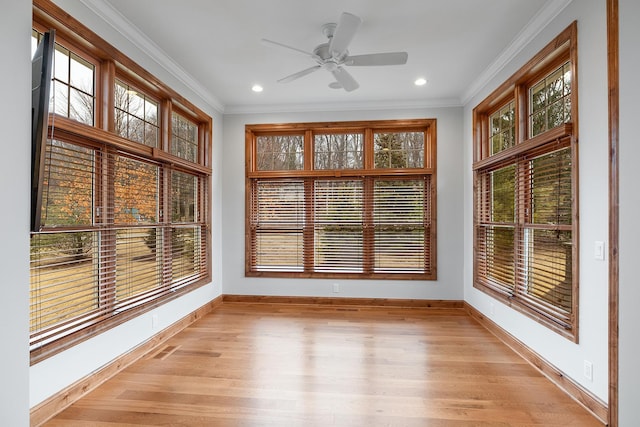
[[30, 1, 212, 363], [472, 22, 578, 340], [246, 119, 436, 280]]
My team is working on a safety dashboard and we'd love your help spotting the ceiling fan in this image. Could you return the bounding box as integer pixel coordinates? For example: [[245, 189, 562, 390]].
[[262, 12, 408, 92]]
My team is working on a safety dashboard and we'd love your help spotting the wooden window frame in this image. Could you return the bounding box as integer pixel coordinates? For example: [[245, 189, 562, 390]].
[[30, 0, 213, 364], [245, 119, 437, 280], [472, 22, 579, 341]]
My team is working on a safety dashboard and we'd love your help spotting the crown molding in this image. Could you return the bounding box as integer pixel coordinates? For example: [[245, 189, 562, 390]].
[[79, 0, 225, 114], [224, 97, 462, 115], [461, 0, 573, 106]]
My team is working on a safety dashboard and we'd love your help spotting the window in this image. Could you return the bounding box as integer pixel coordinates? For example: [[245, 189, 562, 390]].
[[171, 112, 199, 163], [473, 22, 578, 340], [114, 80, 159, 147], [31, 29, 96, 126], [246, 120, 436, 280], [30, 1, 212, 363]]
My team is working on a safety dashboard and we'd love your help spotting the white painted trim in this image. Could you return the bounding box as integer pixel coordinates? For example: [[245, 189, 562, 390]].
[[224, 97, 463, 115], [79, 0, 226, 114], [460, 0, 573, 105]]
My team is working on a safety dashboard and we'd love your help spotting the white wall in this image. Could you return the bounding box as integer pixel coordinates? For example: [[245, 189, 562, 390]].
[[617, 0, 640, 423], [463, 0, 609, 401], [17, 0, 627, 419], [0, 1, 31, 425], [29, 1, 224, 408], [222, 107, 464, 300]]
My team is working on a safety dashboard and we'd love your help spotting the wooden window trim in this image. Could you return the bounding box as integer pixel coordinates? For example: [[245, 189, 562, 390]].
[[245, 119, 436, 280], [472, 21, 579, 341], [30, 1, 213, 364]]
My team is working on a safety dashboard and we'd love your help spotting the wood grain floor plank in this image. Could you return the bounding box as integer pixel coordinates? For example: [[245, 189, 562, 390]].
[[44, 303, 603, 426]]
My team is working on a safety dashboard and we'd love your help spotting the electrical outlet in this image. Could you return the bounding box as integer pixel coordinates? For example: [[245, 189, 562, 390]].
[[333, 283, 340, 293], [584, 360, 593, 381]]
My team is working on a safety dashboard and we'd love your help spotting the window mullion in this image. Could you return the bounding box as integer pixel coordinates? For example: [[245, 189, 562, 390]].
[[99, 60, 115, 132], [363, 128, 374, 169]]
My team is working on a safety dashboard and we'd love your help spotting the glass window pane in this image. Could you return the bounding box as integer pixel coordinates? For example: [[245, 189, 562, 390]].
[[52, 81, 68, 117], [69, 87, 94, 125], [145, 123, 158, 147], [69, 53, 94, 93], [171, 113, 198, 162], [114, 157, 158, 224], [314, 133, 363, 170], [530, 148, 572, 226], [145, 99, 158, 125], [41, 140, 94, 227], [53, 45, 69, 83], [374, 132, 424, 168], [256, 135, 304, 170], [114, 80, 159, 148], [529, 62, 571, 137], [171, 171, 197, 222], [489, 101, 515, 155], [491, 165, 515, 223], [50, 44, 95, 125]]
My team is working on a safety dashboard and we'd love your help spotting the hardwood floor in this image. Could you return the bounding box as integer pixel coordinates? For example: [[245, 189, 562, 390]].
[[44, 303, 603, 426]]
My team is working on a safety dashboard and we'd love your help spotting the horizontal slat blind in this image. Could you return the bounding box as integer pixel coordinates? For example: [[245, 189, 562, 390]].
[[251, 180, 305, 271], [171, 225, 207, 287], [373, 178, 428, 273], [250, 176, 433, 276], [30, 139, 209, 352], [516, 146, 573, 326], [115, 226, 162, 305], [476, 225, 516, 293], [30, 230, 102, 348], [41, 140, 95, 227], [314, 179, 363, 272], [475, 144, 573, 327], [475, 164, 516, 293]]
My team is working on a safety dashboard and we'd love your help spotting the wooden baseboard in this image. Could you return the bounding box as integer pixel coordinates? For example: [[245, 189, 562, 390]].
[[223, 294, 464, 309], [464, 302, 608, 425], [29, 295, 223, 427]]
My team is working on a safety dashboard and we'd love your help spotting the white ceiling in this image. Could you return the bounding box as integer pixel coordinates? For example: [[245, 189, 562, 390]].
[[82, 0, 569, 113]]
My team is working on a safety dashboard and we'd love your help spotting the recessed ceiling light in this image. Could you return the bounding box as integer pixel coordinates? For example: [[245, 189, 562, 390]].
[[414, 78, 427, 86], [251, 84, 263, 93]]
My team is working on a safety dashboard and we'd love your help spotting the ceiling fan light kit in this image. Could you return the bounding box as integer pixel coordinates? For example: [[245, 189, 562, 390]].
[[262, 12, 408, 92]]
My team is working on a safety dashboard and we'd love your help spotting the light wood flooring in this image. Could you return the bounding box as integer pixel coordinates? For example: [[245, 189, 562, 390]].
[[44, 303, 603, 426]]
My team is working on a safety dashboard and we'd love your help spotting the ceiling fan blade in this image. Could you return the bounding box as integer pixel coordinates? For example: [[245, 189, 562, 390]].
[[261, 38, 318, 58], [329, 12, 362, 57], [345, 52, 408, 66], [277, 65, 322, 83], [331, 67, 359, 92]]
